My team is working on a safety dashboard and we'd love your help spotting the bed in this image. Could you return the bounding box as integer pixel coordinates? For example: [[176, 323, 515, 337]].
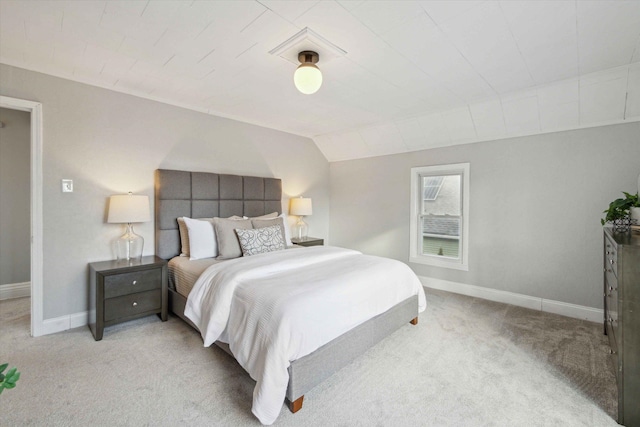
[[154, 169, 426, 425]]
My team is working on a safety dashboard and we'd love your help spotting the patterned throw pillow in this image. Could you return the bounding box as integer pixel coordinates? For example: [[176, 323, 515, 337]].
[[236, 225, 285, 256], [251, 217, 287, 246]]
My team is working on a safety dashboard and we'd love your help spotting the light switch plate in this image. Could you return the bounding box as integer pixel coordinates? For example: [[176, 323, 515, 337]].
[[62, 179, 73, 193]]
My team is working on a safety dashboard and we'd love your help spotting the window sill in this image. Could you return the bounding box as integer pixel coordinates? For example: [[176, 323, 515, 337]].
[[409, 255, 469, 271]]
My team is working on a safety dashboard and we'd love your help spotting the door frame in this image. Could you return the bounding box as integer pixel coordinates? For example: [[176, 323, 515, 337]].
[[0, 96, 44, 337]]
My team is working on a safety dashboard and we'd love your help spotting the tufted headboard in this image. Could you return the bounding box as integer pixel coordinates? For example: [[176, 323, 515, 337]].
[[154, 169, 282, 259]]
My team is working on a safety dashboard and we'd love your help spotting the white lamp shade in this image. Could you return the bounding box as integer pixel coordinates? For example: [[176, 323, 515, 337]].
[[108, 194, 150, 223], [294, 64, 322, 95], [290, 197, 312, 216]]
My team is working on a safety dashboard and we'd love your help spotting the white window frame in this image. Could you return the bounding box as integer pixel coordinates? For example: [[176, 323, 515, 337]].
[[410, 163, 470, 271]]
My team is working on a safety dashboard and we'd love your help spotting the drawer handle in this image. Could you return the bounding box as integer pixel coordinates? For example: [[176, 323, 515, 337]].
[[608, 348, 616, 355], [132, 302, 138, 307], [608, 286, 613, 292], [132, 280, 137, 285], [610, 259, 614, 265]]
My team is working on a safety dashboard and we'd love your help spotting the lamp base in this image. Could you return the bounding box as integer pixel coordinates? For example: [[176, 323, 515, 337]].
[[115, 223, 144, 261], [294, 217, 308, 240]]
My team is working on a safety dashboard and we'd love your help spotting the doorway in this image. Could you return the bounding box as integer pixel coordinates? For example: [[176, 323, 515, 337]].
[[0, 96, 43, 337], [0, 108, 31, 303]]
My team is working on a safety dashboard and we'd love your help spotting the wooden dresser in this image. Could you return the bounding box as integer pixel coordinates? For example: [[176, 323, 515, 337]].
[[603, 228, 640, 426]]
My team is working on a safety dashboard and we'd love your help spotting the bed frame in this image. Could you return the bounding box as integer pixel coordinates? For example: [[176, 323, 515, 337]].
[[154, 169, 419, 413]]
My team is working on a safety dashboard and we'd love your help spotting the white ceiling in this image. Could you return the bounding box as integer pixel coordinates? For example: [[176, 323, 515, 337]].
[[1, 0, 639, 161]]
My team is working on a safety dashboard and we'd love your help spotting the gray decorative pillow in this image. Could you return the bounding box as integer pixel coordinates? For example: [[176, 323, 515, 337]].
[[236, 225, 285, 256], [251, 217, 287, 245], [213, 218, 253, 259]]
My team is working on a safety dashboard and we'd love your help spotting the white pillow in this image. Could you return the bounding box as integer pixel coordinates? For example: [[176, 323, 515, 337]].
[[278, 213, 293, 246], [183, 217, 217, 260], [177, 217, 213, 257]]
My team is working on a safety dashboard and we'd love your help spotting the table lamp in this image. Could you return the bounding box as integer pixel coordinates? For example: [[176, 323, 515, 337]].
[[290, 197, 312, 240], [108, 192, 150, 261]]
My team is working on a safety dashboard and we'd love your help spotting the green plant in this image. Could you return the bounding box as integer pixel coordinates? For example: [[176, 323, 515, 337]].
[[625, 191, 640, 208], [601, 192, 639, 226], [0, 363, 20, 395]]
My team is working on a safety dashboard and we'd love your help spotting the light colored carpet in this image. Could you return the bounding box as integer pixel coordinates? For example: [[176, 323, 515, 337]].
[[0, 289, 617, 426]]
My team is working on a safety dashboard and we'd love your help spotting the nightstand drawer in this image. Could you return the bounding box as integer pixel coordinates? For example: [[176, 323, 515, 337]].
[[104, 268, 161, 298], [104, 290, 161, 322]]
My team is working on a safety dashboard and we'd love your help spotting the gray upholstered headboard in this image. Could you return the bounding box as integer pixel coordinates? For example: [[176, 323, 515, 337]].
[[155, 169, 282, 259]]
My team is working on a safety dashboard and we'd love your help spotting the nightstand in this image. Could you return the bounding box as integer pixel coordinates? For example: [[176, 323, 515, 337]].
[[291, 237, 324, 247], [89, 255, 168, 341]]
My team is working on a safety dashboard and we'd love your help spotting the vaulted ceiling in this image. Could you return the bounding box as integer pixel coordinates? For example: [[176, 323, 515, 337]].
[[1, 1, 639, 161]]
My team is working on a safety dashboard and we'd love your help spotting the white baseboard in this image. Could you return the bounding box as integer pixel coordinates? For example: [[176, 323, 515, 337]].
[[540, 299, 603, 322], [33, 279, 603, 335], [41, 311, 88, 336], [419, 276, 603, 323], [0, 282, 31, 300]]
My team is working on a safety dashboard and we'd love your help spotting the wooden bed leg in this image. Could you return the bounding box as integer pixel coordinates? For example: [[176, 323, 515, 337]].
[[288, 396, 304, 413], [410, 317, 418, 325]]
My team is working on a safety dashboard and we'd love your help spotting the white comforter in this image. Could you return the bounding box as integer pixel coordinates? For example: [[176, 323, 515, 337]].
[[185, 246, 427, 425]]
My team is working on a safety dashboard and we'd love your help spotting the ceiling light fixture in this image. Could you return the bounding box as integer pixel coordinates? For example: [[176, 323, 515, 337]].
[[294, 51, 322, 95]]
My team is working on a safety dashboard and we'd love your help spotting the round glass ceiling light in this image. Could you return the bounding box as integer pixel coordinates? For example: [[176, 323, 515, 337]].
[[294, 51, 322, 95]]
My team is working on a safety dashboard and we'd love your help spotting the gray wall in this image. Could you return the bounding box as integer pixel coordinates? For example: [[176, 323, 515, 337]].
[[0, 64, 330, 320], [0, 107, 30, 286], [330, 123, 640, 309]]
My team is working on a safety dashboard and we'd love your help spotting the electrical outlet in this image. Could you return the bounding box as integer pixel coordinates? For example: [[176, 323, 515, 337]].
[[62, 179, 73, 193]]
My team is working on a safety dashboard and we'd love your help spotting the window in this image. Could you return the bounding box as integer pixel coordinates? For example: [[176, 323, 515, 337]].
[[422, 176, 444, 200], [410, 163, 469, 270]]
